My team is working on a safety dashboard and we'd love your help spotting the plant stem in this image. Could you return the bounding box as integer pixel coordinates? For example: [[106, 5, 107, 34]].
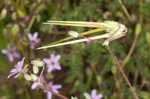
[[118, 0, 133, 22], [105, 45, 139, 99], [113, 71, 124, 99], [122, 23, 141, 68]]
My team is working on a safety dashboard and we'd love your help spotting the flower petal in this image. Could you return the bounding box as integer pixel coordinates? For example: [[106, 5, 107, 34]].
[[31, 83, 39, 90], [8, 72, 17, 78], [53, 85, 62, 90], [43, 58, 50, 64], [33, 32, 38, 40], [96, 94, 103, 99], [28, 33, 33, 40], [86, 39, 92, 44], [47, 82, 53, 87], [16, 57, 25, 71], [1, 49, 8, 54], [50, 54, 55, 61], [14, 52, 20, 58], [54, 64, 61, 70], [54, 55, 61, 62], [47, 66, 53, 72], [91, 89, 97, 98], [10, 69, 17, 73], [8, 54, 14, 62], [47, 92, 52, 99]]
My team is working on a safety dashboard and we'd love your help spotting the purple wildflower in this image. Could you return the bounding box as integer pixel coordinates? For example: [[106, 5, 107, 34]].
[[1, 46, 20, 62], [43, 54, 61, 73], [8, 57, 25, 78], [84, 89, 103, 99], [31, 77, 44, 90], [86, 39, 92, 44], [28, 32, 39, 49], [44, 82, 62, 99]]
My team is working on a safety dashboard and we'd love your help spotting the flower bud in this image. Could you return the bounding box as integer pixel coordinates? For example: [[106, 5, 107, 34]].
[[24, 74, 32, 81]]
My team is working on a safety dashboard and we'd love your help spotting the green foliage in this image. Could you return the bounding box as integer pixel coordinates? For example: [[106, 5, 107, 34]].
[[1, 0, 150, 99], [139, 91, 150, 99], [141, 2, 150, 21]]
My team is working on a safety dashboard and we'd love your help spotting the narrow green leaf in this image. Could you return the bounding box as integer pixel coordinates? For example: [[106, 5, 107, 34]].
[[37, 28, 105, 49], [44, 21, 104, 28], [37, 34, 109, 49]]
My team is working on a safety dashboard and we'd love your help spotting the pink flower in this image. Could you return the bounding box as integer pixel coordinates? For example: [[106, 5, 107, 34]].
[[28, 32, 39, 49], [86, 39, 92, 44], [1, 46, 20, 62], [44, 82, 62, 99], [84, 89, 103, 99], [31, 77, 44, 90], [43, 54, 61, 73], [8, 57, 25, 78]]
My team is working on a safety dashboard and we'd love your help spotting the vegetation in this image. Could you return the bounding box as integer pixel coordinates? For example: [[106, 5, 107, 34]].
[[0, 0, 150, 99]]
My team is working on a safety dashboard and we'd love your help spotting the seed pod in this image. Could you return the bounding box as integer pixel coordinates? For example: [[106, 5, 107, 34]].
[[68, 31, 79, 38], [31, 74, 38, 81], [33, 66, 39, 74], [32, 59, 44, 67]]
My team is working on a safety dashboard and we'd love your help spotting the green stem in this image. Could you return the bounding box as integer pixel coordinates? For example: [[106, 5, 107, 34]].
[[118, 0, 133, 22]]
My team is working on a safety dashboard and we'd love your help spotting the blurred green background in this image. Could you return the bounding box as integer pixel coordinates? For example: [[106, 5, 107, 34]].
[[0, 0, 150, 99]]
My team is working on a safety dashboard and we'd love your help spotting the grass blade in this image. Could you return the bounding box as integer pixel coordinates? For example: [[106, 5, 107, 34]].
[[38, 28, 105, 49], [37, 34, 109, 49], [44, 21, 104, 28]]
